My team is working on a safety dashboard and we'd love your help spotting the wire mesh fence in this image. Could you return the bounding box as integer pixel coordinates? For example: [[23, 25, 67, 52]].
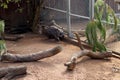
[[44, 0, 90, 37], [44, 0, 120, 37], [106, 0, 120, 13], [70, 0, 89, 31], [44, 0, 68, 29]]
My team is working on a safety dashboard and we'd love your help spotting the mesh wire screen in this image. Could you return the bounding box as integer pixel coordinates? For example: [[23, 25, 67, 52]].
[[44, 0, 120, 31], [45, 0, 67, 29], [70, 0, 89, 31], [71, 0, 89, 17], [46, 0, 67, 10], [105, 1, 120, 45], [50, 10, 68, 29], [105, 0, 120, 33], [45, 0, 90, 31], [44, 0, 120, 42], [105, 0, 120, 13], [71, 17, 89, 31]]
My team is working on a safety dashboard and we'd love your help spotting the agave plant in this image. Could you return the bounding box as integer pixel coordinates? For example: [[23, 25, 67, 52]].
[[85, 0, 118, 52], [0, 20, 6, 59]]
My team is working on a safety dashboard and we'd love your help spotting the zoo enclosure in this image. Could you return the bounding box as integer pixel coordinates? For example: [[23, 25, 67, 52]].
[[45, 0, 120, 37]]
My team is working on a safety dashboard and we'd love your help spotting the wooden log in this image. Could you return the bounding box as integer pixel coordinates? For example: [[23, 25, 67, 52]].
[[3, 35, 23, 41], [51, 20, 67, 34], [0, 65, 27, 80], [64, 50, 90, 71], [51, 20, 86, 36], [1, 46, 62, 62], [64, 50, 114, 71], [64, 33, 120, 71]]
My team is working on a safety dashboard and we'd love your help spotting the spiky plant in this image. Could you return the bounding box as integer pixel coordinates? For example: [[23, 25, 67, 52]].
[[85, 0, 118, 52]]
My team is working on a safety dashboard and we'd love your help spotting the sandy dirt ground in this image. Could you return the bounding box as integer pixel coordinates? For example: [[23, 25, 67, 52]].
[[0, 33, 120, 80]]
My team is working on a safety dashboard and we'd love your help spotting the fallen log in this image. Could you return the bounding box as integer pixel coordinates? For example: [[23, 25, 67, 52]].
[[3, 35, 23, 41], [1, 46, 62, 62], [0, 65, 27, 80], [64, 50, 120, 71], [64, 33, 120, 71]]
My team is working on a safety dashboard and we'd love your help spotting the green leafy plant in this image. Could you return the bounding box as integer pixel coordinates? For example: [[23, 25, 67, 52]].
[[0, 0, 23, 13], [0, 0, 21, 8], [85, 0, 118, 52], [0, 20, 6, 59]]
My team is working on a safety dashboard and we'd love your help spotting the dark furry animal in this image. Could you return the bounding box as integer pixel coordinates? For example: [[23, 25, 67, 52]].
[[42, 26, 64, 41]]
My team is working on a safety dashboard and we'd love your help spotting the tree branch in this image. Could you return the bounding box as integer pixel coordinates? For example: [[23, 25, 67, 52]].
[[74, 33, 84, 50], [64, 50, 116, 71]]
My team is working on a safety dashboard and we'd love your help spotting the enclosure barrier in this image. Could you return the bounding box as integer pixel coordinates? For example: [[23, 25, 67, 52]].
[[45, 0, 120, 37]]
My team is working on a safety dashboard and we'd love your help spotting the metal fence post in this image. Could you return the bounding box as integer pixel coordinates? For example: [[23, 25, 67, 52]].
[[67, 0, 72, 37], [89, 0, 94, 20]]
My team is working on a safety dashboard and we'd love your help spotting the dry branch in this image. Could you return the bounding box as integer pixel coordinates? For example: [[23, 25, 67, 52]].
[[51, 20, 65, 32], [64, 33, 120, 71], [0, 65, 27, 80], [64, 50, 118, 71], [74, 33, 84, 50], [1, 46, 62, 62], [51, 20, 86, 36], [63, 36, 92, 49]]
